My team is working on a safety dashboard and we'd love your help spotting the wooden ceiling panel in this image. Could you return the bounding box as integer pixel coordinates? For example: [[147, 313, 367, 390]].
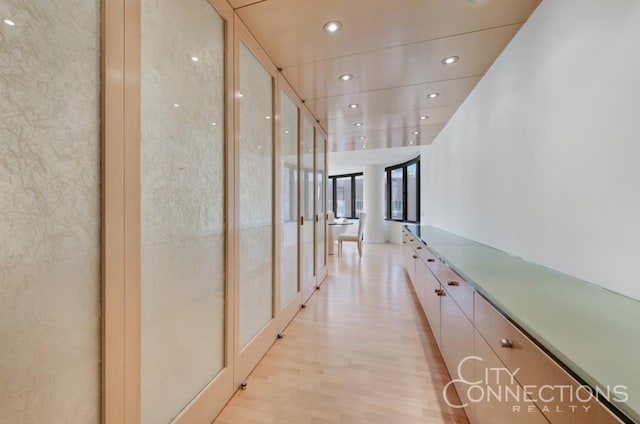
[[235, 0, 541, 153], [228, 0, 261, 9], [236, 0, 540, 67], [311, 76, 481, 133], [282, 24, 522, 101]]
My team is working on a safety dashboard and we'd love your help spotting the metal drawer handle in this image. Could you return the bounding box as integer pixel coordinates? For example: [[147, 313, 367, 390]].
[[409, 239, 414, 242], [427, 258, 435, 262], [402, 241, 406, 244], [416, 246, 423, 250], [500, 338, 514, 349], [412, 255, 418, 259], [435, 289, 446, 296], [447, 281, 459, 287]]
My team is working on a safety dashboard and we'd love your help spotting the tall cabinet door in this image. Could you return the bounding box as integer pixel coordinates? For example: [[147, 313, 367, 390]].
[[0, 2, 101, 422], [234, 25, 279, 385], [300, 116, 316, 301], [278, 88, 301, 327], [316, 133, 327, 283], [140, 1, 231, 422]]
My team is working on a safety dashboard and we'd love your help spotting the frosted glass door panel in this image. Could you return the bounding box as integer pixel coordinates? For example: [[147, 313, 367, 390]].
[[140, 1, 225, 423], [0, 1, 101, 422], [316, 136, 326, 270], [280, 92, 298, 307], [239, 43, 274, 349], [301, 117, 315, 287]]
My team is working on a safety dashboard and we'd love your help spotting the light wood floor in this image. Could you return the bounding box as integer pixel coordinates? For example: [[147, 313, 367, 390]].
[[213, 243, 469, 424]]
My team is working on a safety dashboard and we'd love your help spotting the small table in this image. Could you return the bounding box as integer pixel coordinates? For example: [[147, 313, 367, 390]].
[[327, 221, 354, 255]]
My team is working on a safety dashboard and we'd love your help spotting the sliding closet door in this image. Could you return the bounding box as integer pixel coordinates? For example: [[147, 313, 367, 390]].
[[300, 117, 316, 298], [0, 1, 101, 422], [316, 134, 327, 281], [237, 41, 274, 350], [140, 1, 226, 422], [279, 91, 299, 313]]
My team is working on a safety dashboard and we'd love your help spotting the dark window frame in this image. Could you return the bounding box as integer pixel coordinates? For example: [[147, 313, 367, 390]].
[[385, 157, 420, 223], [327, 172, 363, 219]]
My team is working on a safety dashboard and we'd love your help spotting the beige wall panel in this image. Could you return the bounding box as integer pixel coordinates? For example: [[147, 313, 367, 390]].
[[140, 0, 226, 422], [0, 0, 101, 422]]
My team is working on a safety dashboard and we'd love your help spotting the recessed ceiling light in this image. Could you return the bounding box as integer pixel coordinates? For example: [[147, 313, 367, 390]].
[[323, 21, 342, 33], [354, 122, 363, 127], [441, 56, 459, 65], [420, 115, 428, 120], [173, 103, 180, 108], [348, 103, 359, 109], [191, 56, 199, 62], [211, 122, 217, 126], [237, 93, 244, 98], [265, 116, 271, 119], [339, 74, 353, 81], [413, 131, 419, 135], [3, 19, 15, 26], [258, 145, 262, 149], [362, 144, 367, 148], [427, 93, 440, 99], [284, 130, 290, 134], [359, 136, 366, 140], [409, 141, 415, 145], [308, 149, 312, 153]]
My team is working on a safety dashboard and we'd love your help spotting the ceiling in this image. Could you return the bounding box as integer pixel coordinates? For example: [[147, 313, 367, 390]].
[[233, 0, 541, 152]]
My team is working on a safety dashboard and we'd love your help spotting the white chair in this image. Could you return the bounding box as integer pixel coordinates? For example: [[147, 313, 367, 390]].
[[327, 211, 336, 224], [337, 212, 367, 257]]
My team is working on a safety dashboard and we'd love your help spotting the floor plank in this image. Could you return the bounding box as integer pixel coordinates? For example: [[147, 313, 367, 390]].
[[214, 243, 469, 424]]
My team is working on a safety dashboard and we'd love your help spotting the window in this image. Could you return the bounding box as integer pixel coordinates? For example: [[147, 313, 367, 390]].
[[355, 175, 364, 216], [327, 172, 363, 219], [385, 157, 420, 223]]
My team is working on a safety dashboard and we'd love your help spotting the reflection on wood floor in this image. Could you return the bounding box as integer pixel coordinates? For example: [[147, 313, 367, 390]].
[[214, 243, 469, 424]]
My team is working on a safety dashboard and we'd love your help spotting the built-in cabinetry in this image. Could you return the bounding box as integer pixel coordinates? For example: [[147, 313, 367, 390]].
[[401, 228, 625, 424]]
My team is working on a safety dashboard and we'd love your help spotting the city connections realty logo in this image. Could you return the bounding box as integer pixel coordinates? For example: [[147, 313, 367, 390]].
[[443, 356, 628, 414]]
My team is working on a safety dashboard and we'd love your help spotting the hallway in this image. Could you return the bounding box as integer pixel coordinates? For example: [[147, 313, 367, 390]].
[[214, 244, 469, 424]]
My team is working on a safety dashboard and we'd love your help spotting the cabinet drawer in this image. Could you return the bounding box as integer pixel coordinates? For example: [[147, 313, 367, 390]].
[[475, 293, 624, 424], [474, 330, 550, 424], [474, 293, 548, 389], [439, 265, 474, 321], [414, 244, 435, 263]]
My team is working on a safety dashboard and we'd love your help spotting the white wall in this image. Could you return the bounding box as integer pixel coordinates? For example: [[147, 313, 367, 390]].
[[421, 0, 640, 301], [363, 165, 387, 243]]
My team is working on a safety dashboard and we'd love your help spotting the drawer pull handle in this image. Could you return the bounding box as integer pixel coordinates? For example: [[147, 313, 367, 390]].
[[500, 338, 514, 349], [412, 255, 418, 259], [416, 246, 423, 250], [402, 241, 406, 244], [435, 289, 446, 296], [409, 239, 414, 242], [447, 281, 459, 287], [427, 258, 435, 263]]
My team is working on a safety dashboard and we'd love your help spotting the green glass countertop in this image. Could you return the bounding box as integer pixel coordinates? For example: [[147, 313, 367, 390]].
[[406, 225, 640, 423]]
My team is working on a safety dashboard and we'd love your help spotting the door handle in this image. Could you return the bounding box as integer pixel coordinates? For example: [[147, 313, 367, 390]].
[[500, 338, 514, 349]]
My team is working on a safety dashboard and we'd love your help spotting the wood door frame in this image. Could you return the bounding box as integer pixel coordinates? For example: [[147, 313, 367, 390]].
[[299, 109, 317, 304], [277, 76, 305, 331], [171, 0, 236, 421], [315, 128, 329, 285], [232, 16, 280, 389], [102, 0, 140, 422]]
